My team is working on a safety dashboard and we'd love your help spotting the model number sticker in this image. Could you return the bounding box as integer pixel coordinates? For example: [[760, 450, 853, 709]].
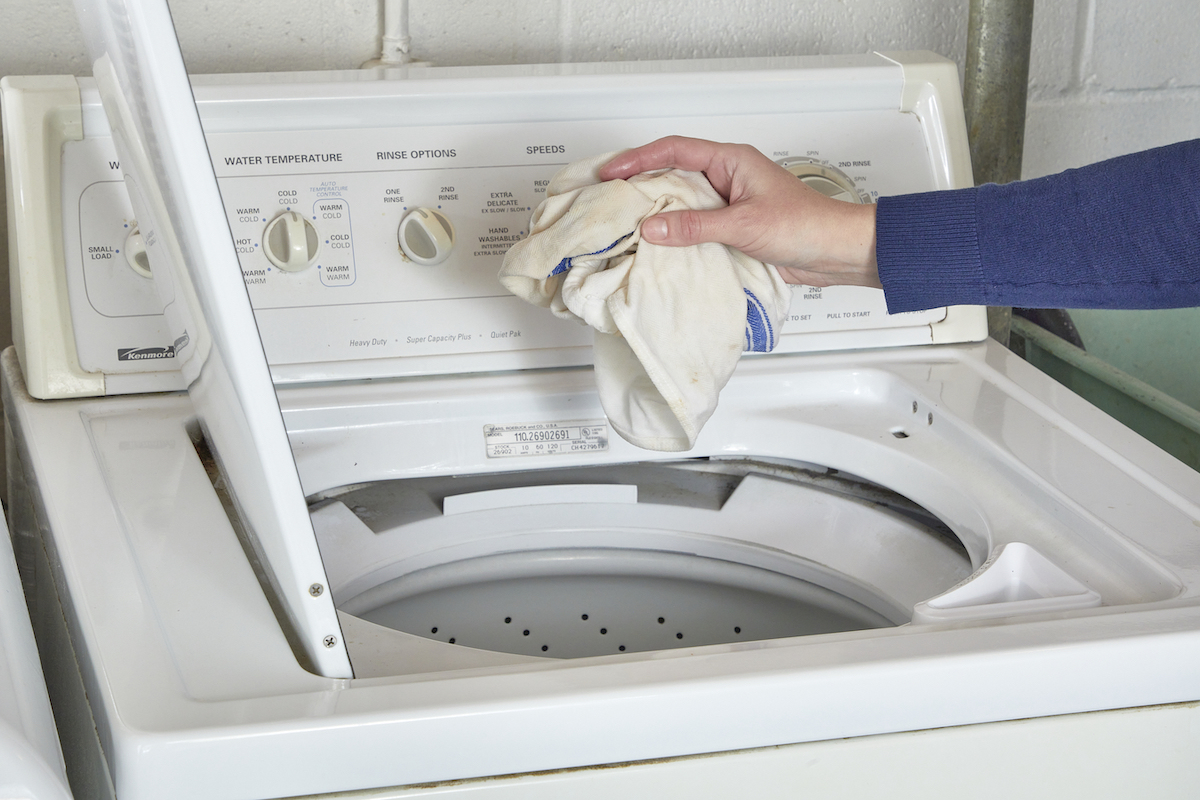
[[484, 420, 608, 458]]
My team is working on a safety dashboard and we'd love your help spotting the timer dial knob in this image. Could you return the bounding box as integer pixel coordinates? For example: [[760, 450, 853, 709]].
[[263, 211, 320, 271], [398, 207, 456, 265], [776, 158, 865, 204]]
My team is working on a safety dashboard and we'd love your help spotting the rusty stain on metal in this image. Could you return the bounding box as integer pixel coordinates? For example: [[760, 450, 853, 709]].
[[964, 0, 1035, 345]]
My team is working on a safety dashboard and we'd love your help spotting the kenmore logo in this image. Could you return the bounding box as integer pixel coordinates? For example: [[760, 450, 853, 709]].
[[117, 346, 176, 361]]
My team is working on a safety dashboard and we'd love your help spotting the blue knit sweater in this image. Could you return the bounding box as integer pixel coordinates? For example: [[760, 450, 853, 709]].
[[875, 139, 1200, 312]]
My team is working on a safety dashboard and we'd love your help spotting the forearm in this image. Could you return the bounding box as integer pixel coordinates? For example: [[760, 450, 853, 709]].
[[876, 139, 1200, 312]]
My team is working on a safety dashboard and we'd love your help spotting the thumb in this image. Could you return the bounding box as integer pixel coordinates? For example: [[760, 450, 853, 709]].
[[640, 208, 737, 248]]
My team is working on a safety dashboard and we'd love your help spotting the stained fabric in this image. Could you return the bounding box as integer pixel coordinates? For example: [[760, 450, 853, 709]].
[[501, 152, 790, 451]]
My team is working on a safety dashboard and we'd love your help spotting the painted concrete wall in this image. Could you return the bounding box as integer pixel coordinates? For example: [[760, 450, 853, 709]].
[[0, 0, 1197, 365], [1069, 308, 1200, 411]]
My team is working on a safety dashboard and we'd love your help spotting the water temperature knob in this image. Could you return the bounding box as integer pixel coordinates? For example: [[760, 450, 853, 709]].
[[398, 207, 456, 265], [263, 211, 320, 271]]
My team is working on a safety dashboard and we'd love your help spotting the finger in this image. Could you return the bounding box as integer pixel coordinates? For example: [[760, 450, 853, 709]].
[[599, 136, 723, 181], [640, 207, 740, 248]]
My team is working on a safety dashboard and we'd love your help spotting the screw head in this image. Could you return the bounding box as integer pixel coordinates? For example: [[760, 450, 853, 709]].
[[323, 635, 338, 648], [309, 583, 324, 597]]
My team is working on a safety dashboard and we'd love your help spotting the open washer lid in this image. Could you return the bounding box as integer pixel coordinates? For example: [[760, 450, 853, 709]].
[[72, 0, 352, 677]]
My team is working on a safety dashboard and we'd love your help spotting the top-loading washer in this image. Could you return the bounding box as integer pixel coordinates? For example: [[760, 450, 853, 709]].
[[0, 510, 71, 800], [4, 2, 1200, 798]]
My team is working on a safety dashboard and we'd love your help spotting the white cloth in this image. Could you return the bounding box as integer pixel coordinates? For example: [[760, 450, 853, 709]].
[[500, 152, 791, 451]]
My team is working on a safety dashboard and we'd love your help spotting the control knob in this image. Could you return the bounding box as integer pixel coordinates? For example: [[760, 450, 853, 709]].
[[263, 211, 320, 271], [776, 158, 866, 204], [398, 207, 456, 265], [124, 226, 152, 278]]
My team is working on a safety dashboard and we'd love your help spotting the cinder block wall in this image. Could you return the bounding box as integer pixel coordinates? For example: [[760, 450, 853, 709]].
[[1025, 0, 1200, 177], [1, 0, 1197, 359]]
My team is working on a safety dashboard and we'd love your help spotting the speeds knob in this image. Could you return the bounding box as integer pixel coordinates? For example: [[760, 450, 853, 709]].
[[398, 207, 456, 265], [263, 211, 320, 271], [776, 158, 865, 204]]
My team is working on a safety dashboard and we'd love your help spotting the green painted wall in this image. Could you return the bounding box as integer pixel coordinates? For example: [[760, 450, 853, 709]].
[[1069, 308, 1200, 413]]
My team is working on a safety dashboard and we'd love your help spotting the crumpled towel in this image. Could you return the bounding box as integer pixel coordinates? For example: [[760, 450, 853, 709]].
[[499, 152, 791, 451]]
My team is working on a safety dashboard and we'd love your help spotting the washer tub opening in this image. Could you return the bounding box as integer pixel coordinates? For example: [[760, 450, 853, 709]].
[[310, 458, 974, 661]]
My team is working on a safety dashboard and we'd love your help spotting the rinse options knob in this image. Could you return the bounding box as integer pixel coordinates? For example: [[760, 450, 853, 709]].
[[263, 211, 320, 271], [398, 207, 456, 265]]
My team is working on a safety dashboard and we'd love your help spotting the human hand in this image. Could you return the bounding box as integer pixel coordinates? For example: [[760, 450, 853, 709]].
[[599, 136, 880, 288]]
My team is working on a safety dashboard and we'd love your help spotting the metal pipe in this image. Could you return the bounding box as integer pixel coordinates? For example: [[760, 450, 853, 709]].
[[361, 0, 412, 68], [380, 0, 412, 66], [963, 0, 1035, 344], [964, 0, 1035, 185]]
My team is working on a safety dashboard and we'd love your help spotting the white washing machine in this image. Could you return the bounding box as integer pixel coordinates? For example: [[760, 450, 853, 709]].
[[0, 511, 72, 800], [4, 3, 1200, 798]]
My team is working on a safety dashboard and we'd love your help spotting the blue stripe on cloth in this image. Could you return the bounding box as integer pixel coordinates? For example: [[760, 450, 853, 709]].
[[744, 288, 775, 352], [547, 231, 636, 277]]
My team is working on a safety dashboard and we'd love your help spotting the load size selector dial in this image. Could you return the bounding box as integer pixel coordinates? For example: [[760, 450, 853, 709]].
[[263, 211, 320, 271], [776, 158, 865, 204], [398, 207, 456, 265], [124, 226, 152, 278]]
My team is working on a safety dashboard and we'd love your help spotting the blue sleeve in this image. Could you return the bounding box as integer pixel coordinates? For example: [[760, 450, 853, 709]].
[[875, 139, 1200, 311]]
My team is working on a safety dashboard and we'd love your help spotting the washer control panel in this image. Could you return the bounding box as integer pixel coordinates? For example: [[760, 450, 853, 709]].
[[60, 75, 966, 385]]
